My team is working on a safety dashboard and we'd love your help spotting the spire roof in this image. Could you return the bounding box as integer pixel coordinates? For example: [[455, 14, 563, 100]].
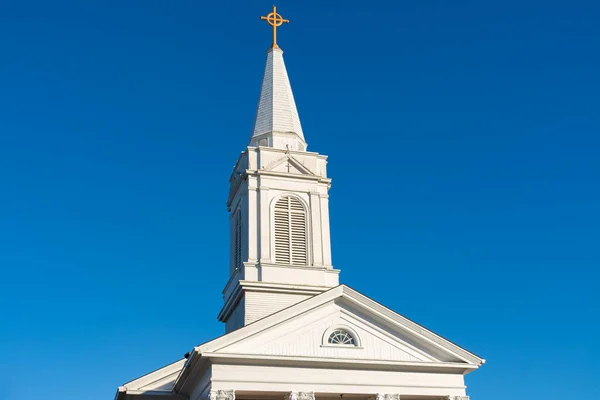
[[250, 47, 305, 149]]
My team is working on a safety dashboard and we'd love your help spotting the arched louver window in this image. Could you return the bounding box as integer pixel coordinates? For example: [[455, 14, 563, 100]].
[[233, 211, 242, 270], [274, 196, 307, 265]]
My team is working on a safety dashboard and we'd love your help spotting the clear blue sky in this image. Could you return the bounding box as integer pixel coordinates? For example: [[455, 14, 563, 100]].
[[1, 1, 598, 399]]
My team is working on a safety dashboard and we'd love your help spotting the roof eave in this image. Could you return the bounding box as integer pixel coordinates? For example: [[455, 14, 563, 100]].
[[202, 351, 481, 373]]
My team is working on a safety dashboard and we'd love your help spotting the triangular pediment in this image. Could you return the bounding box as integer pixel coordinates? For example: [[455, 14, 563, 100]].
[[264, 155, 315, 176], [215, 302, 436, 362], [200, 285, 484, 368]]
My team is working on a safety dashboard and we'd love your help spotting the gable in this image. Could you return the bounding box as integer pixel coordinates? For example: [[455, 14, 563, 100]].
[[265, 155, 315, 176], [200, 285, 484, 368], [217, 300, 438, 363]]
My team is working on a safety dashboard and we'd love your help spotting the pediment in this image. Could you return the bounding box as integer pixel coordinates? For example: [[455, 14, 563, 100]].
[[264, 155, 315, 176], [200, 286, 484, 367], [216, 302, 436, 362]]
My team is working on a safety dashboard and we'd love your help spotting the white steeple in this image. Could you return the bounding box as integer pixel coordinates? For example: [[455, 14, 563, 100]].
[[219, 11, 337, 333], [249, 47, 307, 151]]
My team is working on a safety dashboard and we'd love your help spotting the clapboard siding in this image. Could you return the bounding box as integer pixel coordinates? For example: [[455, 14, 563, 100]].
[[245, 291, 312, 324], [223, 302, 436, 363]]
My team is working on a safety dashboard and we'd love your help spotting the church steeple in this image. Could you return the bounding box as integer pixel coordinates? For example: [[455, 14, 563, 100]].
[[250, 47, 306, 151], [250, 7, 306, 152], [218, 7, 337, 333]]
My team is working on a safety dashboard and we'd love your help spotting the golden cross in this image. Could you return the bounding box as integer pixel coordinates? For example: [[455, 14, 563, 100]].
[[260, 6, 289, 49]]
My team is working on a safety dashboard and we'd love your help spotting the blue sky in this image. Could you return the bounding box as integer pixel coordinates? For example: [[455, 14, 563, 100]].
[[0, 1, 598, 399]]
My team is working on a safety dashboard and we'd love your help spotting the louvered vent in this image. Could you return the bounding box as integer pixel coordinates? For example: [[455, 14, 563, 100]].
[[274, 196, 307, 266], [233, 211, 242, 269]]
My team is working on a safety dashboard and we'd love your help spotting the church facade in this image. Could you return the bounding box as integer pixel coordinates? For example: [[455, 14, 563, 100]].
[[114, 8, 484, 400]]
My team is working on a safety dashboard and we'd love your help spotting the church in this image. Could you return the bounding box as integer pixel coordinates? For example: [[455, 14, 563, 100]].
[[114, 7, 484, 400]]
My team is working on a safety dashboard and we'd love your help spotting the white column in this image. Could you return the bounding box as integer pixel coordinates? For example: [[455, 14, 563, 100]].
[[309, 191, 323, 267], [247, 185, 258, 262], [319, 193, 332, 267], [258, 186, 271, 263]]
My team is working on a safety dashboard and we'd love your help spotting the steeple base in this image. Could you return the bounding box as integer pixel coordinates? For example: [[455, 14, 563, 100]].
[[219, 262, 340, 333]]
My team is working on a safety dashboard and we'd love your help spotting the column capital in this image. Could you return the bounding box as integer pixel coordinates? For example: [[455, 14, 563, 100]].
[[376, 394, 400, 400], [285, 392, 315, 400], [209, 390, 235, 400]]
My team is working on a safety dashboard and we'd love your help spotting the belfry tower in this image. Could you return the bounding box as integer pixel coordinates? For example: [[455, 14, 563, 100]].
[[218, 7, 339, 332]]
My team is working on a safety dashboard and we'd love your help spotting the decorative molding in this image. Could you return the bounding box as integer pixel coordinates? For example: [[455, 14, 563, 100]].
[[209, 286, 484, 368], [209, 390, 235, 400], [376, 394, 400, 400], [263, 154, 316, 176], [285, 392, 315, 400]]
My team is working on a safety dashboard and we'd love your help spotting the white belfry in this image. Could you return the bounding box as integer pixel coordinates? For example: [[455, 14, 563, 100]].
[[250, 47, 306, 151]]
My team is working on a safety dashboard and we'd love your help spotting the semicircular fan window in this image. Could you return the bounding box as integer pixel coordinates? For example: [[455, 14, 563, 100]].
[[327, 329, 356, 345]]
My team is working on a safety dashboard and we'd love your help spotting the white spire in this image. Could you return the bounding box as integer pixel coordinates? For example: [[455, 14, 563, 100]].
[[250, 47, 307, 151]]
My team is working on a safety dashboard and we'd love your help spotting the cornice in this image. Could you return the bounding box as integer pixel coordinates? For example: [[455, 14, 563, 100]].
[[249, 169, 331, 183], [251, 131, 307, 147], [201, 352, 477, 374], [229, 149, 249, 178], [257, 263, 339, 273], [249, 145, 326, 160], [238, 280, 333, 295]]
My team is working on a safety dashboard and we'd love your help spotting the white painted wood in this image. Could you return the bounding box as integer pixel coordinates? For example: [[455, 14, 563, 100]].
[[251, 48, 305, 151], [210, 285, 484, 367], [222, 143, 337, 331], [243, 291, 312, 324], [226, 297, 245, 332], [121, 359, 185, 391], [218, 300, 440, 363], [210, 363, 467, 397]]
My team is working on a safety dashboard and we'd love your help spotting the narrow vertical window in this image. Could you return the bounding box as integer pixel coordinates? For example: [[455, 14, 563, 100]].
[[234, 211, 242, 269], [274, 196, 307, 265]]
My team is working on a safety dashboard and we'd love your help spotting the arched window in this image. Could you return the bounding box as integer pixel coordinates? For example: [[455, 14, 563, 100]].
[[327, 329, 357, 345], [274, 196, 307, 265]]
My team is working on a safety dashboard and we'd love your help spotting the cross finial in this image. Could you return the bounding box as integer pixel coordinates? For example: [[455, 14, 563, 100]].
[[260, 6, 289, 49]]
